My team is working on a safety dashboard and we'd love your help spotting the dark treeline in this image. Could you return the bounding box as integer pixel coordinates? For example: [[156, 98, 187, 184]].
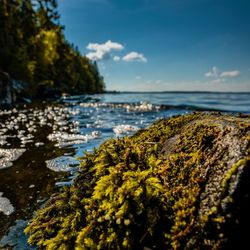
[[0, 0, 105, 98]]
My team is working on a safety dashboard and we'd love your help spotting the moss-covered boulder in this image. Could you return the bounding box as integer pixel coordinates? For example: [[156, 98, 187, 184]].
[[25, 113, 250, 249]]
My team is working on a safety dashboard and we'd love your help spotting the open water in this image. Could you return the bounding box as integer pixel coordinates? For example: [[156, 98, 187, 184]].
[[0, 92, 250, 249]]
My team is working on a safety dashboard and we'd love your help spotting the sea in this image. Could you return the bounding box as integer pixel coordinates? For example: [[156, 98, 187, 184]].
[[0, 91, 250, 249]]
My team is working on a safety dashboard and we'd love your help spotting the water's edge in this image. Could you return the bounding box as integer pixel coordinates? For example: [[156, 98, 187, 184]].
[[0, 92, 249, 248]]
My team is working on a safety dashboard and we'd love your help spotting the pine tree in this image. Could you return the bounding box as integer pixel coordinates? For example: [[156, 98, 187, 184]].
[[0, 0, 105, 98]]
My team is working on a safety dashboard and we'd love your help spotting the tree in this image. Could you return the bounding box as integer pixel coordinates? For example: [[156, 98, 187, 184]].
[[0, 0, 105, 98]]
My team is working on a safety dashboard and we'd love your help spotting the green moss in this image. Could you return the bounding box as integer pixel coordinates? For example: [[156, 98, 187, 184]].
[[222, 158, 250, 191], [25, 113, 250, 249]]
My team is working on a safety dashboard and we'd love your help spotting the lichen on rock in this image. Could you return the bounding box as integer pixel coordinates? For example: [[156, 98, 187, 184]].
[[24, 112, 250, 249]]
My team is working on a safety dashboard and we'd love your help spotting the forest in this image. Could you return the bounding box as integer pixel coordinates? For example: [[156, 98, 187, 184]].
[[0, 0, 105, 99]]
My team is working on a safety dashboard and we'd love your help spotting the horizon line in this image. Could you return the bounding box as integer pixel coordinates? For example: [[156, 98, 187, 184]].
[[105, 90, 250, 94]]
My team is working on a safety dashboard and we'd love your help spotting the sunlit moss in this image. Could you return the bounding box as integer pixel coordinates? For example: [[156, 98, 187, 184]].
[[25, 113, 250, 249]]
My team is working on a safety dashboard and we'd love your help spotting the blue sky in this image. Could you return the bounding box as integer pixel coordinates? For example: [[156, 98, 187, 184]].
[[58, 0, 250, 92]]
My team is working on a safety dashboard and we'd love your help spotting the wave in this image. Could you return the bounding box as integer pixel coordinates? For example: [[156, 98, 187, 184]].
[[61, 92, 250, 113], [77, 101, 234, 113]]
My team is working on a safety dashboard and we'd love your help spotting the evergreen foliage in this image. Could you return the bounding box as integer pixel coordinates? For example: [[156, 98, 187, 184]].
[[0, 0, 105, 97]]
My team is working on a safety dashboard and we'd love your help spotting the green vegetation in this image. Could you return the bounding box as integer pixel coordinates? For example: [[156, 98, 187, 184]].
[[0, 0, 105, 97], [25, 113, 250, 249]]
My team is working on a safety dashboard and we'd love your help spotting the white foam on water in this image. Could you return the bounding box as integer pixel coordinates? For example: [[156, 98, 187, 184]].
[[48, 131, 102, 148], [0, 136, 7, 146], [79, 101, 160, 112], [45, 156, 80, 172], [35, 142, 44, 147], [55, 140, 87, 148], [0, 148, 26, 169], [48, 132, 87, 142], [126, 102, 158, 112], [0, 192, 15, 216], [113, 124, 140, 135]]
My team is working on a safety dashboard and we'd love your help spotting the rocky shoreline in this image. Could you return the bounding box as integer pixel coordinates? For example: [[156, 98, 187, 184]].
[[24, 112, 250, 249]]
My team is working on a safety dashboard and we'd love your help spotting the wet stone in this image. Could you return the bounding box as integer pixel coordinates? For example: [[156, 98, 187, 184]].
[[0, 220, 33, 250], [0, 192, 14, 216]]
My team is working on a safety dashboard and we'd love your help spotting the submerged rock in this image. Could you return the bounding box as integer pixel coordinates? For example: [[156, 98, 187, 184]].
[[0, 220, 33, 250], [25, 113, 250, 249]]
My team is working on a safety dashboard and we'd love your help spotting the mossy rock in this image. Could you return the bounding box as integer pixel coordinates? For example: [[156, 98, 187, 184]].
[[25, 112, 250, 249]]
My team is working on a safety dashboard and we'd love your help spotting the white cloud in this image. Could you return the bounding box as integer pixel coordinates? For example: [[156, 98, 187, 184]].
[[205, 66, 220, 77], [123, 52, 148, 63], [86, 40, 124, 61], [86, 41, 149, 64], [205, 66, 240, 78], [113, 56, 120, 61], [136, 76, 142, 80], [87, 40, 123, 52], [220, 70, 240, 77]]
